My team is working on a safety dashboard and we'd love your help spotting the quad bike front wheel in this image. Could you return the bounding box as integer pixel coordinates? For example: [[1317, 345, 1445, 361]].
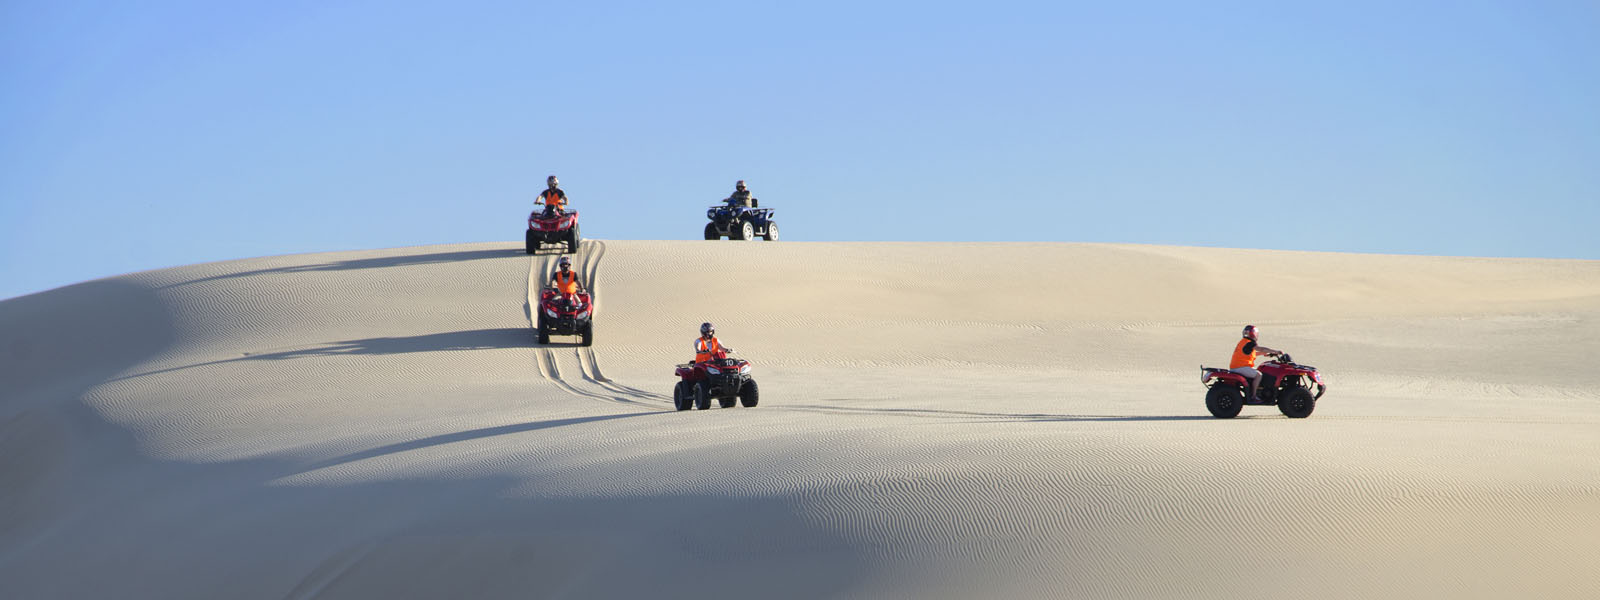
[[525, 230, 537, 254], [704, 223, 720, 240], [1205, 384, 1244, 419], [694, 383, 711, 410], [673, 382, 691, 411], [739, 379, 759, 407], [536, 315, 550, 345], [1278, 386, 1316, 418], [580, 321, 593, 347], [567, 225, 581, 254], [737, 221, 755, 241]]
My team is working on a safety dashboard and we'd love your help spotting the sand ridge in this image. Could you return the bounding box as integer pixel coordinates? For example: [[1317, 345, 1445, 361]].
[[2, 240, 1598, 599]]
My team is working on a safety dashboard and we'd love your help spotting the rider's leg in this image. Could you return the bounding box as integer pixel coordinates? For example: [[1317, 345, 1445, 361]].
[[1231, 367, 1261, 400]]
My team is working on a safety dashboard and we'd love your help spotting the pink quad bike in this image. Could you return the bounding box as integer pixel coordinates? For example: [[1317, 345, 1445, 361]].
[[535, 288, 593, 346], [1200, 353, 1326, 418], [526, 205, 580, 254], [672, 350, 758, 411]]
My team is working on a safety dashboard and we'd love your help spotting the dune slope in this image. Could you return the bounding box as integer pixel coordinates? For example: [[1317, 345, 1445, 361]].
[[3, 241, 1598, 599]]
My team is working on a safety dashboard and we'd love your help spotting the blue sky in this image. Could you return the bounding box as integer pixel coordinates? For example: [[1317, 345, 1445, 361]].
[[3, 1, 1597, 299]]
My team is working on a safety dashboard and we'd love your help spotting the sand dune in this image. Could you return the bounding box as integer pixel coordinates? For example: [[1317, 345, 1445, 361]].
[[3, 240, 1598, 599]]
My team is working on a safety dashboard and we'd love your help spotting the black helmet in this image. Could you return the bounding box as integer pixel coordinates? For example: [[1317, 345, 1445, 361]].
[[700, 322, 715, 336], [735, 180, 746, 190], [558, 256, 572, 269], [547, 175, 559, 188], [1243, 325, 1258, 340]]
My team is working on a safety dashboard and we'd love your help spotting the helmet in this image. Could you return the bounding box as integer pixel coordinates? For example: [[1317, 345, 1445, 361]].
[[547, 175, 559, 188], [735, 180, 746, 190], [557, 256, 572, 269], [700, 322, 715, 336], [1242, 325, 1258, 340]]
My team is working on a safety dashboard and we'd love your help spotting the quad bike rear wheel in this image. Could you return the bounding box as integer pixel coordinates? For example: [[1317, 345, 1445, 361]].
[[719, 395, 736, 409], [1205, 384, 1244, 419], [673, 382, 691, 411], [763, 222, 779, 241], [694, 383, 711, 410], [739, 379, 759, 407], [1278, 386, 1316, 418]]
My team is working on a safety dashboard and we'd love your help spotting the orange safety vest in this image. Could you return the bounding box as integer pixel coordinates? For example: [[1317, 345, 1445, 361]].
[[694, 336, 723, 363], [1229, 338, 1258, 369], [541, 189, 566, 211], [553, 270, 579, 295]]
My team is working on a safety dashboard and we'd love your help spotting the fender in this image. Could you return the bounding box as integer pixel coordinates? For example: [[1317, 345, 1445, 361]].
[[1200, 366, 1249, 387]]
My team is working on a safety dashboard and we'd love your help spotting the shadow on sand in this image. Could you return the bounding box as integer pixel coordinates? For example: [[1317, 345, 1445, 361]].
[[308, 411, 657, 472], [113, 327, 534, 382], [161, 248, 524, 289], [242, 328, 534, 359], [780, 404, 1219, 423]]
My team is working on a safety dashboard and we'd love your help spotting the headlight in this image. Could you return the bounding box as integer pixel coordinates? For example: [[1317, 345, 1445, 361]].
[[707, 209, 716, 219], [544, 308, 557, 318], [1312, 372, 1324, 383], [739, 365, 750, 374], [706, 366, 721, 375]]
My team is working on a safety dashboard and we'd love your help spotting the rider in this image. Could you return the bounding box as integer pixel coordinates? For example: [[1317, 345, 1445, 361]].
[[694, 322, 735, 364], [1230, 325, 1283, 401], [724, 180, 755, 208], [550, 256, 584, 307], [538, 175, 568, 216]]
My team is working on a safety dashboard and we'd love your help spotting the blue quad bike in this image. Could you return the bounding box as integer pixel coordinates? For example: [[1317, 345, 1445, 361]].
[[704, 202, 779, 241]]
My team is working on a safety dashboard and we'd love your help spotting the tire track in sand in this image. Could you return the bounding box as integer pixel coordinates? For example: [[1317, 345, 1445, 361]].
[[571, 240, 669, 401], [281, 542, 375, 600], [528, 240, 665, 406]]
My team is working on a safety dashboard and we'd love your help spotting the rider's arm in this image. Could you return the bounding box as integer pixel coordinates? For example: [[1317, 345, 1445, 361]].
[[1257, 346, 1283, 357]]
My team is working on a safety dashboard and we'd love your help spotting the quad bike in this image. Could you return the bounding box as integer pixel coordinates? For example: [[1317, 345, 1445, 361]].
[[1200, 354, 1326, 418], [672, 350, 759, 410], [704, 201, 778, 241], [535, 288, 593, 346], [526, 204, 581, 254]]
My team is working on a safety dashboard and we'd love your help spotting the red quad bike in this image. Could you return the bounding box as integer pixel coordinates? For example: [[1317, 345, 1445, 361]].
[[672, 350, 758, 411], [535, 288, 593, 346], [526, 205, 580, 254], [1200, 354, 1326, 419]]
